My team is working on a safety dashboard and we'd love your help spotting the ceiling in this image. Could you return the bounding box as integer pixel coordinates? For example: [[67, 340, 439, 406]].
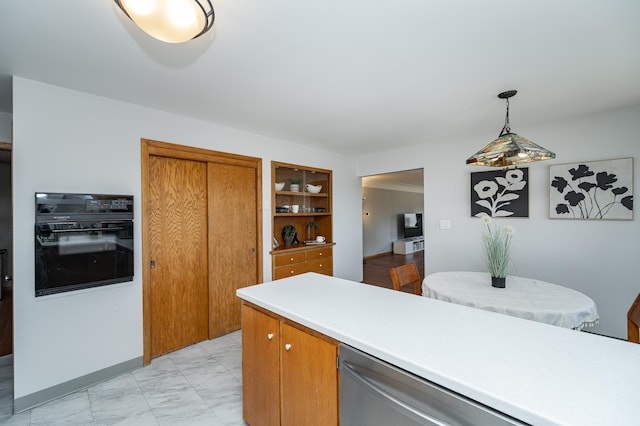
[[1, 1, 639, 156], [362, 169, 423, 193]]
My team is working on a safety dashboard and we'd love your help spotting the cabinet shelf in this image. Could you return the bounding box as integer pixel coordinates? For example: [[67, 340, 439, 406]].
[[270, 242, 335, 255], [276, 191, 329, 198], [274, 212, 331, 217]]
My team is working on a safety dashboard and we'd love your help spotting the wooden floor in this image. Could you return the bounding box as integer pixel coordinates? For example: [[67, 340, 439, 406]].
[[0, 287, 12, 357], [362, 251, 425, 294]]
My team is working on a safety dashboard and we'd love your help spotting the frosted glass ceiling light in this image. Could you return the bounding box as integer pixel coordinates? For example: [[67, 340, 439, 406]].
[[466, 90, 556, 167], [114, 0, 215, 43]]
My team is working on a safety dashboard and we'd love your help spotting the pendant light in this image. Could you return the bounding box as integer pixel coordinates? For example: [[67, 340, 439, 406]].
[[114, 0, 215, 43], [466, 90, 556, 167]]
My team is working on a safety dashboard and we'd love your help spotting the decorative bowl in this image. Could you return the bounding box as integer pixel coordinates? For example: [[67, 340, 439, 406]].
[[275, 182, 285, 191], [305, 184, 322, 193]]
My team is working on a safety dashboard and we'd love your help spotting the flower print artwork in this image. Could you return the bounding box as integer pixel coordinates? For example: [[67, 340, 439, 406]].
[[470, 168, 529, 218], [550, 158, 633, 220]]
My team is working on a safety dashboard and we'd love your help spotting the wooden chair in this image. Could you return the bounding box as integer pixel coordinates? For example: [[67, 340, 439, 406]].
[[628, 293, 640, 343], [388, 262, 422, 295]]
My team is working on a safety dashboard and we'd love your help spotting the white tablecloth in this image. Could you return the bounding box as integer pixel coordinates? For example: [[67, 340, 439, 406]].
[[422, 271, 599, 330]]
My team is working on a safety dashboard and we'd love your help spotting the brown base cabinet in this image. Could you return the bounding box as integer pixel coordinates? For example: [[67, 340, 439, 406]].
[[241, 303, 339, 426], [273, 246, 333, 280]]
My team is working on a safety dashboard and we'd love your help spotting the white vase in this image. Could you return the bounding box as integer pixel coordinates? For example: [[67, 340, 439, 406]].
[[290, 184, 300, 192]]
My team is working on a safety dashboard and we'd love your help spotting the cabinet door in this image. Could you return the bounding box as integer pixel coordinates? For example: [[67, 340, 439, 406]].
[[281, 323, 338, 426], [242, 305, 280, 426]]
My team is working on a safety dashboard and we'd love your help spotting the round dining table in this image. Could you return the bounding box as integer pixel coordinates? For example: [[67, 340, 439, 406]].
[[422, 271, 599, 330]]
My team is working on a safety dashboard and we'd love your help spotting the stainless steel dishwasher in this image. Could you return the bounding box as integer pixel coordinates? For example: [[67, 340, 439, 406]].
[[339, 344, 527, 426]]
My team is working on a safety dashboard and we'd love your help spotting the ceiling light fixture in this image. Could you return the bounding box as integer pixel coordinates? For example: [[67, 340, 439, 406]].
[[466, 90, 556, 167], [114, 0, 215, 43]]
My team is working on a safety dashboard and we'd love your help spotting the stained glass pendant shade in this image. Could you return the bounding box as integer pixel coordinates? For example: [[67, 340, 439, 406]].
[[466, 90, 556, 167]]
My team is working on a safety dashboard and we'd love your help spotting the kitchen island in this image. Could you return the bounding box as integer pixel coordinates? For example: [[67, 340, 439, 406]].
[[236, 273, 640, 425]]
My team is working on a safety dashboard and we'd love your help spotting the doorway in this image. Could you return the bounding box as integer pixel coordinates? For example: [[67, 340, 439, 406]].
[[141, 140, 262, 364], [361, 169, 424, 289], [0, 144, 12, 358], [0, 142, 12, 419]]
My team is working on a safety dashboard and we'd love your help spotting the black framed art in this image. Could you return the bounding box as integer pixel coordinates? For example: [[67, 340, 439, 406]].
[[471, 168, 529, 218]]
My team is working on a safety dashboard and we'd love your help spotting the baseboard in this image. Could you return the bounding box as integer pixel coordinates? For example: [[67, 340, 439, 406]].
[[13, 356, 143, 413], [363, 251, 393, 261]]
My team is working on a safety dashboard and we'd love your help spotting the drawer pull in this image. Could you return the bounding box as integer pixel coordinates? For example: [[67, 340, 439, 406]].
[[319, 252, 323, 256], [267, 333, 274, 340], [290, 257, 294, 261], [319, 264, 323, 268], [290, 270, 294, 274], [285, 343, 292, 351]]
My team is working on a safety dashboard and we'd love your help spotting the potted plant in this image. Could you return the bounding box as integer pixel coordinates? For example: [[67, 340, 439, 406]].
[[289, 177, 303, 192], [305, 220, 319, 241], [281, 224, 299, 247], [480, 216, 514, 288]]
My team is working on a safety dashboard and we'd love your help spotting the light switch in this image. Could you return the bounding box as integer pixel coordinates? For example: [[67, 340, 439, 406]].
[[439, 219, 451, 230]]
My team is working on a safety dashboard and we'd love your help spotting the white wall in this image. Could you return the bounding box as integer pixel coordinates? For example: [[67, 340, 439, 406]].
[[358, 105, 640, 339], [362, 187, 423, 257], [12, 77, 363, 399]]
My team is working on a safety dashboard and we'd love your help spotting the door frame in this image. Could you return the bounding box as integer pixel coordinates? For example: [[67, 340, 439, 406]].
[[141, 139, 263, 365]]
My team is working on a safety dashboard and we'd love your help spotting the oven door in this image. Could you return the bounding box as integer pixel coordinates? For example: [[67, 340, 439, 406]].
[[35, 220, 134, 296]]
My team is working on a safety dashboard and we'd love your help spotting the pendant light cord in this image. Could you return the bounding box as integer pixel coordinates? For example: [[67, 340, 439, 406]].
[[499, 97, 511, 136]]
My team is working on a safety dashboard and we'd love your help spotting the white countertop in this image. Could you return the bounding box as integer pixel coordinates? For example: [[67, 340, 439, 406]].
[[236, 273, 640, 426]]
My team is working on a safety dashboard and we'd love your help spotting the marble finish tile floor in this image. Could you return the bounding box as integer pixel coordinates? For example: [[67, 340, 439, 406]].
[[0, 331, 246, 425]]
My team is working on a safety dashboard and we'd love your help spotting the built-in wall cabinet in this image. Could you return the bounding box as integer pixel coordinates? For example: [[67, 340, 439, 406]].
[[270, 162, 334, 279]]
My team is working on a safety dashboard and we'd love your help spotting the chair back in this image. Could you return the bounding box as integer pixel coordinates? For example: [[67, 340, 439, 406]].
[[628, 293, 640, 343], [389, 262, 422, 295]]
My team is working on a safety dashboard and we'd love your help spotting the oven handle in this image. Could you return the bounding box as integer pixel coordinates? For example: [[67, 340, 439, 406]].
[[50, 227, 124, 233]]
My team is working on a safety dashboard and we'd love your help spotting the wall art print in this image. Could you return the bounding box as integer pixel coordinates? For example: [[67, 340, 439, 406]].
[[549, 158, 633, 220], [471, 168, 528, 218]]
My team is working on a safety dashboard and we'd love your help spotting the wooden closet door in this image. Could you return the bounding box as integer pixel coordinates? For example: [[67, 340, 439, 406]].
[[149, 155, 209, 357], [208, 162, 259, 338]]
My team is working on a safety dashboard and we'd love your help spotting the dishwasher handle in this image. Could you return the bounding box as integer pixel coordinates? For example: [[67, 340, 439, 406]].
[[341, 361, 449, 426]]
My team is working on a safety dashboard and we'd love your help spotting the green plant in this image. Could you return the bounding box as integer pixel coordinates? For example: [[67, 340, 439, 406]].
[[281, 224, 299, 247], [306, 221, 319, 232], [290, 177, 303, 185], [480, 216, 514, 278], [282, 224, 297, 239]]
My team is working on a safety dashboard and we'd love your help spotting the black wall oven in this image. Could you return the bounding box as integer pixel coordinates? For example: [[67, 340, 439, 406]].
[[35, 193, 134, 297]]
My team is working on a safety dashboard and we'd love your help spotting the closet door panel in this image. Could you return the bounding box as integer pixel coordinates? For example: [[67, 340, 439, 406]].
[[208, 162, 259, 338], [149, 155, 209, 357]]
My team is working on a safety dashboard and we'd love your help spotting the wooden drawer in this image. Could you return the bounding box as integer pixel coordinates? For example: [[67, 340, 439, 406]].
[[274, 252, 307, 267], [274, 263, 309, 280], [307, 247, 332, 260], [307, 257, 332, 273]]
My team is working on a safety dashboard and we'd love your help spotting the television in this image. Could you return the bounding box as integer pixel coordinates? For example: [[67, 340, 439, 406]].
[[402, 213, 423, 238]]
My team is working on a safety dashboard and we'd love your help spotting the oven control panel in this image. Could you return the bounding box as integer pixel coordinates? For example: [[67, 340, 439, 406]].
[[85, 199, 130, 211]]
